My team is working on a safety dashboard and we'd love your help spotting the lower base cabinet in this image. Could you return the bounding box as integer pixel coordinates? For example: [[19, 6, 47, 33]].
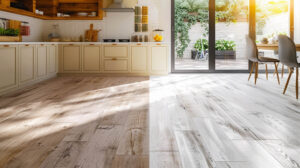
[[131, 45, 148, 74], [37, 45, 47, 79], [0, 45, 18, 93], [62, 45, 81, 72], [19, 44, 35, 85], [150, 45, 169, 75], [83, 45, 101, 72], [0, 44, 58, 96], [48, 45, 57, 75]]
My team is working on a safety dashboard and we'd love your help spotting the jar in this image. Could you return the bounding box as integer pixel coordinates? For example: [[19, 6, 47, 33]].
[[138, 35, 143, 42], [135, 24, 142, 32], [152, 29, 164, 42], [135, 6, 142, 15], [135, 15, 142, 24], [142, 16, 148, 24], [142, 24, 148, 32], [144, 35, 149, 42], [142, 6, 148, 15]]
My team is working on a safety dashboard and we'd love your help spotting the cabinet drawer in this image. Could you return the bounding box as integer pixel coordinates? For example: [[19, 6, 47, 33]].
[[104, 59, 128, 71], [103, 45, 128, 58]]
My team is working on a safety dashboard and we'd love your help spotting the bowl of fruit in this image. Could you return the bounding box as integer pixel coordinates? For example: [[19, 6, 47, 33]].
[[152, 29, 164, 42]]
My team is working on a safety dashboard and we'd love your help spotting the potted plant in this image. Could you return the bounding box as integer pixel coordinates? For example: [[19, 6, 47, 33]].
[[192, 38, 208, 59], [215, 40, 236, 59], [0, 28, 20, 42]]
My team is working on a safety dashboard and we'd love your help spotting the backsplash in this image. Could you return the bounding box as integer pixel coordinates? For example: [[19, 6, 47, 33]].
[[0, 0, 171, 42], [0, 11, 44, 41]]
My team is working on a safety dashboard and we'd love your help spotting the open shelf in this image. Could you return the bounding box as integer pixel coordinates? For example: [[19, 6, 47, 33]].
[[0, 0, 111, 20]]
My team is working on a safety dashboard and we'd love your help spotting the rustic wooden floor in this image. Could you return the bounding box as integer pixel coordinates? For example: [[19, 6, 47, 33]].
[[1, 74, 300, 168]]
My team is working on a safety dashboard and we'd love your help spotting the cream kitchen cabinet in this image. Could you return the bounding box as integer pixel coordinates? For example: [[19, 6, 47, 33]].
[[0, 45, 18, 94], [47, 44, 57, 75], [82, 44, 101, 72], [19, 44, 36, 86], [103, 44, 129, 72], [62, 44, 81, 73], [130, 44, 148, 74], [150, 44, 169, 75], [37, 44, 47, 79]]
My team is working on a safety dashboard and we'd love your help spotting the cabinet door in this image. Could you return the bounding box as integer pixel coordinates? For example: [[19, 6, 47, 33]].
[[83, 45, 101, 72], [0, 45, 18, 92], [62, 45, 81, 72], [150, 45, 168, 74], [37, 45, 47, 78], [20, 45, 35, 84], [47, 45, 57, 74], [131, 45, 148, 73]]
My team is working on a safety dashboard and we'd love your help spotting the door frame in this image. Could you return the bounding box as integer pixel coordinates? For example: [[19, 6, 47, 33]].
[[171, 0, 294, 73]]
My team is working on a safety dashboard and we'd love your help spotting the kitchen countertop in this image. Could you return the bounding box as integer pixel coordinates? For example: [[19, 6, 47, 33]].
[[0, 42, 170, 45]]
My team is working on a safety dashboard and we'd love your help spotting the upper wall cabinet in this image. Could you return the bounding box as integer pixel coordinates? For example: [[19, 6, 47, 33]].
[[0, 0, 111, 20]]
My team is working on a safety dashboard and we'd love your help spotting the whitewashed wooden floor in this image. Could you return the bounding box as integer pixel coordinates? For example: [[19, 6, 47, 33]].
[[0, 74, 300, 168], [150, 74, 300, 168]]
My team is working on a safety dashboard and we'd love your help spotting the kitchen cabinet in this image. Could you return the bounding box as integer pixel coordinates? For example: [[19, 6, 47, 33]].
[[82, 44, 101, 72], [19, 44, 35, 85], [150, 44, 169, 75], [103, 44, 129, 72], [37, 44, 47, 79], [62, 44, 81, 72], [131, 44, 148, 73], [47, 44, 57, 75], [0, 45, 18, 94]]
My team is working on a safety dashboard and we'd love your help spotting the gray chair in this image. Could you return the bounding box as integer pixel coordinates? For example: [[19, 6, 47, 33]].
[[278, 35, 299, 99], [246, 35, 280, 85]]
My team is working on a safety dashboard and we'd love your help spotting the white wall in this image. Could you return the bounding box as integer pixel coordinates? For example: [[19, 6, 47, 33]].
[[0, 11, 44, 41]]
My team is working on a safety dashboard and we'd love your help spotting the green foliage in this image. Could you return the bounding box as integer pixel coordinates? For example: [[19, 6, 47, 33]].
[[194, 39, 208, 52], [215, 40, 236, 51], [175, 0, 245, 58], [0, 28, 20, 36]]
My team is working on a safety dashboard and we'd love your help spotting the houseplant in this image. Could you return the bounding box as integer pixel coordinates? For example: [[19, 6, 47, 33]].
[[215, 40, 236, 59], [0, 28, 20, 42]]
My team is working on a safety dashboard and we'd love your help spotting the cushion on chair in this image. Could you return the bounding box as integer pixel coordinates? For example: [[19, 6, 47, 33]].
[[258, 56, 279, 62]]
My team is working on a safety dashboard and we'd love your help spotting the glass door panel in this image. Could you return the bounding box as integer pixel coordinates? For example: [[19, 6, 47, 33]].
[[256, 0, 290, 70], [174, 0, 209, 70], [215, 0, 249, 70]]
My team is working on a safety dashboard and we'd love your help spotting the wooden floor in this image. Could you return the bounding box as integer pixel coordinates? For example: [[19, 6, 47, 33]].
[[1, 74, 300, 168]]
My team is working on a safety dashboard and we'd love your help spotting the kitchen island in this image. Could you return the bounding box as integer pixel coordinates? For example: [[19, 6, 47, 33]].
[[0, 42, 169, 95]]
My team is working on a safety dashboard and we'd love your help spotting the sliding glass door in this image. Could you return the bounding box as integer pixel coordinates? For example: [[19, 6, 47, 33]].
[[173, 0, 210, 70], [171, 0, 295, 72], [215, 0, 249, 70]]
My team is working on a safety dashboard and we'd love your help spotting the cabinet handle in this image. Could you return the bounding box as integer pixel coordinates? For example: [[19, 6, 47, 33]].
[[69, 44, 74, 46], [156, 43, 161, 46], [137, 43, 142, 46], [25, 44, 29, 46], [4, 45, 9, 47], [52, 44, 55, 46], [89, 44, 95, 46], [112, 44, 117, 46], [41, 44, 44, 46], [112, 58, 117, 60]]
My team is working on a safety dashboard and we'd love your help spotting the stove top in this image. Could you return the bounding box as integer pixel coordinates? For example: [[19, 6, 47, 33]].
[[103, 39, 130, 43]]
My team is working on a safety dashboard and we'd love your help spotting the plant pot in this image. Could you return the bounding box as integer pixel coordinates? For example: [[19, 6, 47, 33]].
[[191, 50, 198, 59], [215, 50, 236, 59], [0, 36, 20, 42]]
